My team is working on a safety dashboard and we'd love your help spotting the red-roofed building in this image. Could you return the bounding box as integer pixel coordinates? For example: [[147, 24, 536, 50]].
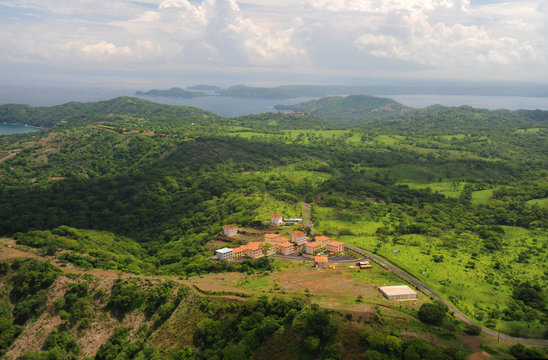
[[314, 235, 331, 245], [232, 245, 247, 258], [291, 232, 307, 245], [270, 214, 283, 226], [277, 242, 296, 255], [262, 242, 278, 256], [304, 241, 324, 255], [245, 242, 263, 259], [315, 256, 328, 269], [223, 225, 238, 237], [264, 233, 280, 241], [273, 236, 289, 244], [326, 240, 345, 253]]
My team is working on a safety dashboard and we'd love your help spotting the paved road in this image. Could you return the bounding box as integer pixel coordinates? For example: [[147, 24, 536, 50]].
[[344, 244, 548, 346]]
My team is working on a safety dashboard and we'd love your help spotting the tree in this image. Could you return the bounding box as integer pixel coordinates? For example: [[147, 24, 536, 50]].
[[418, 301, 448, 326]]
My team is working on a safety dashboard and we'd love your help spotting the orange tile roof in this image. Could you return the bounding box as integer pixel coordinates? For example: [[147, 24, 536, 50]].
[[327, 240, 344, 247], [306, 242, 322, 248], [291, 232, 306, 237], [233, 246, 247, 253], [314, 235, 331, 241], [264, 233, 280, 239], [315, 256, 328, 262], [271, 214, 283, 218], [278, 242, 294, 248], [273, 236, 289, 243], [246, 242, 261, 251], [224, 225, 237, 229]]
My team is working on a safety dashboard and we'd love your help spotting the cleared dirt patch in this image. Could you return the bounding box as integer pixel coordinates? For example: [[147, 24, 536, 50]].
[[186, 273, 252, 295], [469, 352, 492, 360]]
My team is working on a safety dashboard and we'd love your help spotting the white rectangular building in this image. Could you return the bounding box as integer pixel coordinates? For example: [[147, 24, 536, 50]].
[[215, 247, 233, 260], [379, 285, 417, 300]]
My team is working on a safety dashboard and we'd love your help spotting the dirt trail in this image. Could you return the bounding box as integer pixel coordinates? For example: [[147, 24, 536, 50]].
[[202, 141, 231, 168]]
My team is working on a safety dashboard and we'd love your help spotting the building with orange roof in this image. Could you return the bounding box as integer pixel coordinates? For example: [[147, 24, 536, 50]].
[[326, 240, 345, 253], [262, 242, 278, 256], [291, 232, 307, 245], [314, 235, 331, 245], [245, 242, 263, 259], [273, 236, 289, 244], [264, 233, 280, 241], [223, 224, 238, 237], [270, 214, 283, 226], [232, 245, 247, 258], [278, 242, 296, 255], [314, 256, 328, 269], [304, 241, 324, 255]]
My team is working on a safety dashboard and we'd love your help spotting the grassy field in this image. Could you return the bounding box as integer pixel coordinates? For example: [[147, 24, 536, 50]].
[[471, 189, 494, 205], [252, 193, 303, 222], [526, 197, 548, 208], [399, 181, 463, 199], [315, 204, 548, 339]]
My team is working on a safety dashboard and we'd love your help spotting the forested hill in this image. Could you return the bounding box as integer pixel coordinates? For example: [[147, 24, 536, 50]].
[[275, 95, 411, 126], [0, 96, 219, 128]]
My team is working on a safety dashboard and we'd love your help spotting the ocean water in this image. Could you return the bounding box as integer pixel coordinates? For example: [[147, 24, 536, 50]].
[[0, 123, 41, 135]]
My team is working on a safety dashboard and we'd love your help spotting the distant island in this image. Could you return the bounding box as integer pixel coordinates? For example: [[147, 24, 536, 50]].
[[187, 84, 221, 92], [135, 83, 548, 100], [135, 87, 208, 98]]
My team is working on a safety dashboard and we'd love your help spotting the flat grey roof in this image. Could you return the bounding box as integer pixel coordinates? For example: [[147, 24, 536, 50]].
[[216, 248, 233, 254], [379, 285, 417, 296]]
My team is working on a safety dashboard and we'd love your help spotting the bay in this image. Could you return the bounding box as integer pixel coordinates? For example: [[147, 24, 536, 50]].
[[0, 123, 41, 135]]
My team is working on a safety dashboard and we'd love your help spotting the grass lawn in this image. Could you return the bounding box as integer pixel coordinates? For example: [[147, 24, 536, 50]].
[[526, 197, 548, 208], [471, 189, 494, 205]]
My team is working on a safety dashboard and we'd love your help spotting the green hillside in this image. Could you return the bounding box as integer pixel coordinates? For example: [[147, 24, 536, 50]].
[[275, 95, 411, 126], [0, 96, 547, 358]]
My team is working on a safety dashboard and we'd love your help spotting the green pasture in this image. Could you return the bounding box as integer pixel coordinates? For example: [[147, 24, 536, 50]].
[[342, 228, 547, 338], [399, 181, 462, 199], [526, 197, 548, 208], [252, 193, 303, 222], [515, 128, 543, 134], [313, 206, 382, 236], [471, 189, 494, 205]]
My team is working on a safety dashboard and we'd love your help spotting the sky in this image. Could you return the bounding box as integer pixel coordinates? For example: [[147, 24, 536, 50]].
[[0, 0, 547, 88]]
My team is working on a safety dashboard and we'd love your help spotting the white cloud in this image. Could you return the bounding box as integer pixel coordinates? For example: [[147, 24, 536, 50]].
[[0, 0, 547, 82], [81, 41, 131, 57]]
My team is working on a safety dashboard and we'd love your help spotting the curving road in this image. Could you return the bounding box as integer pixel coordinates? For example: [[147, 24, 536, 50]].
[[344, 244, 548, 346]]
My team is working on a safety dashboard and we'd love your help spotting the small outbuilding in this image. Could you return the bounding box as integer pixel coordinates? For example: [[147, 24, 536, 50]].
[[378, 285, 417, 300], [315, 256, 328, 269], [284, 218, 303, 225]]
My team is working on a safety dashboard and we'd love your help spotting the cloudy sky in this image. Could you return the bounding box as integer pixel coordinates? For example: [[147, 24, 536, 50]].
[[1, 0, 547, 87]]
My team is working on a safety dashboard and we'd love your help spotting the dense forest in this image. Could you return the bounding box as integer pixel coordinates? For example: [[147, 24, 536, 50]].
[[0, 95, 546, 359]]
